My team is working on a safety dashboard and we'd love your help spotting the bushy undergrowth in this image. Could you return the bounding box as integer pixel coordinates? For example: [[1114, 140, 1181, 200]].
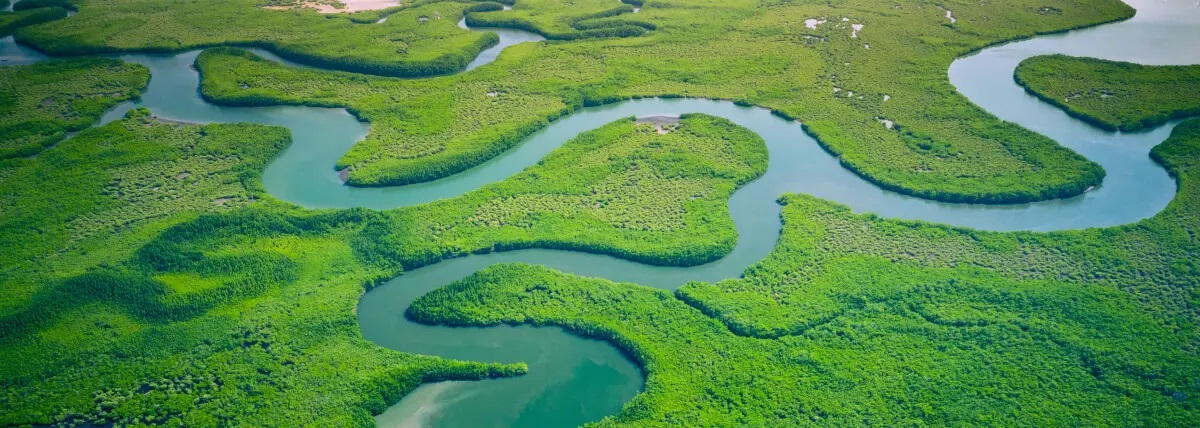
[[0, 108, 287, 314], [14, 0, 503, 77], [0, 5, 67, 36], [0, 110, 527, 426], [1015, 54, 1200, 131], [411, 259, 1199, 426], [0, 58, 148, 158]]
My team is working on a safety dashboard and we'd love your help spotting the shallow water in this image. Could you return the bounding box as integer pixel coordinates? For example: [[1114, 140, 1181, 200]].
[[2, 1, 1198, 426]]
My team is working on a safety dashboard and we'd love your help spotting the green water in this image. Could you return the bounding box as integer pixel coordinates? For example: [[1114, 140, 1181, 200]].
[[2, 0, 1198, 425]]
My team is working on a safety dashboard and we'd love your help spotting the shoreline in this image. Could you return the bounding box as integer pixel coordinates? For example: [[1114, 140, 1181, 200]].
[[262, 0, 401, 14]]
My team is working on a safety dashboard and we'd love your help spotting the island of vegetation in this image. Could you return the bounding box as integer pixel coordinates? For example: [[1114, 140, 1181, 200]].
[[1015, 54, 1200, 132], [0, 58, 148, 158], [0, 4, 67, 36]]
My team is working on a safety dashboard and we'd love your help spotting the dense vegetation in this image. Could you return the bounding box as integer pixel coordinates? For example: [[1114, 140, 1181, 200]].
[[0, 112, 765, 425], [410, 118, 1200, 426], [0, 58, 148, 158], [14, 0, 506, 77], [0, 5, 67, 36], [386, 113, 768, 267], [1015, 54, 1200, 132], [412, 257, 1199, 426], [194, 0, 1134, 203], [0, 109, 528, 426]]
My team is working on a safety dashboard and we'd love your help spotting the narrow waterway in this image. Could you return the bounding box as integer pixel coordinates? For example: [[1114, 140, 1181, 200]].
[[1, 0, 1197, 426]]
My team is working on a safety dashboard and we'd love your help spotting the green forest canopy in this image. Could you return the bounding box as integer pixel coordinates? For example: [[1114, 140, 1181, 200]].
[[1016, 54, 1200, 131]]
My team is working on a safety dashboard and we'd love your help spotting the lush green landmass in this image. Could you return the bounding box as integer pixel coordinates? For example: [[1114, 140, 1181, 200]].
[[0, 109, 528, 426], [14, 0, 505, 77], [0, 58, 148, 158], [387, 113, 767, 267], [194, 0, 1133, 203], [0, 5, 67, 36], [0, 112, 764, 425], [411, 118, 1200, 426], [412, 257, 1198, 426], [0, 108, 289, 317], [1015, 54, 1200, 132], [403, 61, 1200, 425]]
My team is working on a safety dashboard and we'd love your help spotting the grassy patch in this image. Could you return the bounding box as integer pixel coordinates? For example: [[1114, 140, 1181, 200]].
[[0, 58, 148, 158], [0, 6, 67, 36], [15, 0, 502, 77], [1015, 54, 1200, 131]]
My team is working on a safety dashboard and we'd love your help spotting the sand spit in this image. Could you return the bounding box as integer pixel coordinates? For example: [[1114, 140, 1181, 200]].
[[635, 115, 680, 134], [264, 0, 401, 14]]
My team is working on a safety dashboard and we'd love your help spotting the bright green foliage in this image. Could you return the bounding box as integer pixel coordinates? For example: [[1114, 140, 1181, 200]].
[[14, 0, 501, 77], [0, 207, 527, 426], [408, 121, 1200, 426], [0, 108, 287, 315], [387, 113, 767, 267], [411, 259, 1199, 426], [0, 58, 148, 158], [1015, 54, 1200, 131], [0, 110, 526, 426], [0, 110, 763, 426], [0, 6, 67, 36], [195, 0, 1132, 203]]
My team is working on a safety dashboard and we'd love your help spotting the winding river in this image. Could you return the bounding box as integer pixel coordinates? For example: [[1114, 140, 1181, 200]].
[[3, 0, 1199, 425]]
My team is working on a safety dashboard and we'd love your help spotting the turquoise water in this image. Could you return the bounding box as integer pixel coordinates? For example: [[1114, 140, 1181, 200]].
[[2, 0, 1198, 426]]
